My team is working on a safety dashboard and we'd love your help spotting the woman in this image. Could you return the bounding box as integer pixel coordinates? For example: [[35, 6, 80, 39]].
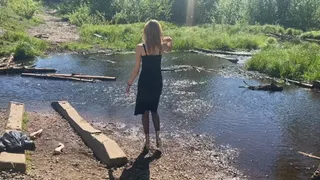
[[126, 20, 173, 152]]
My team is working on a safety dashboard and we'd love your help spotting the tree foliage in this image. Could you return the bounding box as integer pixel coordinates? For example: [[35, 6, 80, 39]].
[[48, 0, 320, 30]]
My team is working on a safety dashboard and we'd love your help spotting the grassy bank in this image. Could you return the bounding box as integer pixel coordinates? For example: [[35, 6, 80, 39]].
[[246, 43, 320, 82], [64, 22, 273, 51], [0, 0, 48, 60], [64, 22, 310, 52], [64, 21, 319, 82]]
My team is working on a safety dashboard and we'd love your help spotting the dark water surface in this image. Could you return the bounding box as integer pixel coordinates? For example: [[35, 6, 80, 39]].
[[1, 52, 320, 180]]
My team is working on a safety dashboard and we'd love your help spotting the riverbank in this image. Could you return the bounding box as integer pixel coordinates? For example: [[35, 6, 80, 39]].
[[0, 109, 246, 180], [24, 12, 320, 83], [1, 2, 319, 84]]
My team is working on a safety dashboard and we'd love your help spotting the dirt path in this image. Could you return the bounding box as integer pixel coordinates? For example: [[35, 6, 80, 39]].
[[27, 10, 79, 45]]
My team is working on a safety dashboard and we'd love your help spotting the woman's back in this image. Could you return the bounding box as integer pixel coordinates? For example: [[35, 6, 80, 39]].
[[139, 44, 163, 89]]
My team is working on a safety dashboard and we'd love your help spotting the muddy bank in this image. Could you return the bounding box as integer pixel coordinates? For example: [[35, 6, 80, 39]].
[[0, 110, 245, 179], [93, 121, 246, 180]]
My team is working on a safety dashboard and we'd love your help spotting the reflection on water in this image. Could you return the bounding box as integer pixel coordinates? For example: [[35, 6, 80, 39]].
[[0, 52, 319, 180]]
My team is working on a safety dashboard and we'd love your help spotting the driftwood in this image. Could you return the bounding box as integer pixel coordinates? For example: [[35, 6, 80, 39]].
[[0, 53, 14, 68], [298, 151, 320, 180], [34, 34, 49, 39], [240, 80, 283, 91], [30, 129, 43, 140], [190, 49, 240, 63], [298, 151, 320, 160], [94, 33, 107, 40], [193, 48, 252, 56], [106, 60, 116, 64], [162, 65, 214, 73], [286, 79, 314, 89], [53, 143, 65, 155], [21, 73, 95, 82], [47, 73, 116, 81], [0, 67, 57, 74]]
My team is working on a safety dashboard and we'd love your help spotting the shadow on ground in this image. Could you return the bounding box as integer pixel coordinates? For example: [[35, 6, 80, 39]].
[[109, 150, 162, 180]]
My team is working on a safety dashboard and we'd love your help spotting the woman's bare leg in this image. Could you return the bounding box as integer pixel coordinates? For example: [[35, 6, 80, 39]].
[[142, 111, 150, 150], [151, 112, 161, 148]]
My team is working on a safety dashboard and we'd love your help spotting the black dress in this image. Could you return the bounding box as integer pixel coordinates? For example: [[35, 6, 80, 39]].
[[134, 44, 163, 115]]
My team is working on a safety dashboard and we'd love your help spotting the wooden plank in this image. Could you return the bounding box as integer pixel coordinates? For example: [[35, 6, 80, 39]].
[[193, 48, 252, 56], [0, 152, 26, 172], [0, 102, 26, 173], [21, 73, 94, 82], [298, 151, 320, 160], [286, 79, 314, 88], [51, 101, 128, 168], [189, 49, 239, 63], [6, 102, 24, 131], [0, 67, 57, 74], [47, 73, 116, 81]]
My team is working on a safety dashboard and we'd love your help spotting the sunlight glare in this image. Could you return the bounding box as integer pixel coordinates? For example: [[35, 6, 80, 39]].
[[186, 0, 195, 26]]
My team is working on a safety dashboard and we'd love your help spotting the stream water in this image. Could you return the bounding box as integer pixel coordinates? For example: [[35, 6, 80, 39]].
[[0, 52, 319, 180]]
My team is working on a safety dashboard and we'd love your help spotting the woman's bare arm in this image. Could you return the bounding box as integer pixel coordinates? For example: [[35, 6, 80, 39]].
[[162, 36, 173, 53], [127, 45, 142, 85]]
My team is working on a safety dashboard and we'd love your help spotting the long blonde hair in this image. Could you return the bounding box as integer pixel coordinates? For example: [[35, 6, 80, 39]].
[[143, 20, 163, 53]]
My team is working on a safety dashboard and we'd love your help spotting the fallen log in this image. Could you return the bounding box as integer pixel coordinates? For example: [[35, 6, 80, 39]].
[[161, 65, 214, 73], [193, 48, 252, 56], [46, 73, 116, 81], [190, 49, 240, 63], [286, 79, 314, 88], [34, 34, 49, 39], [0, 67, 57, 74], [239, 80, 283, 92], [21, 73, 95, 82], [298, 151, 320, 160]]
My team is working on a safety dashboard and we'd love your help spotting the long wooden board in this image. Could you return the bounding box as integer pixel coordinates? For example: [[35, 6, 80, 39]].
[[0, 67, 57, 74], [193, 48, 253, 56], [21, 73, 94, 82], [47, 73, 116, 81]]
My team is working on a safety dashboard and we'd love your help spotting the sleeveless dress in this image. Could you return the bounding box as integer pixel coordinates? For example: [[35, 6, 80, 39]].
[[134, 44, 163, 115]]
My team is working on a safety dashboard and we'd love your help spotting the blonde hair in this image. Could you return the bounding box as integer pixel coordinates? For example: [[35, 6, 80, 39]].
[[143, 20, 163, 53]]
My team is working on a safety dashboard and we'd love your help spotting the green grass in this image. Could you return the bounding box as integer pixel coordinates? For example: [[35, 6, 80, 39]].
[[22, 113, 29, 131], [0, 0, 48, 60], [70, 22, 268, 51], [0, 31, 48, 59], [286, 28, 303, 36], [22, 112, 32, 172], [246, 43, 320, 81]]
